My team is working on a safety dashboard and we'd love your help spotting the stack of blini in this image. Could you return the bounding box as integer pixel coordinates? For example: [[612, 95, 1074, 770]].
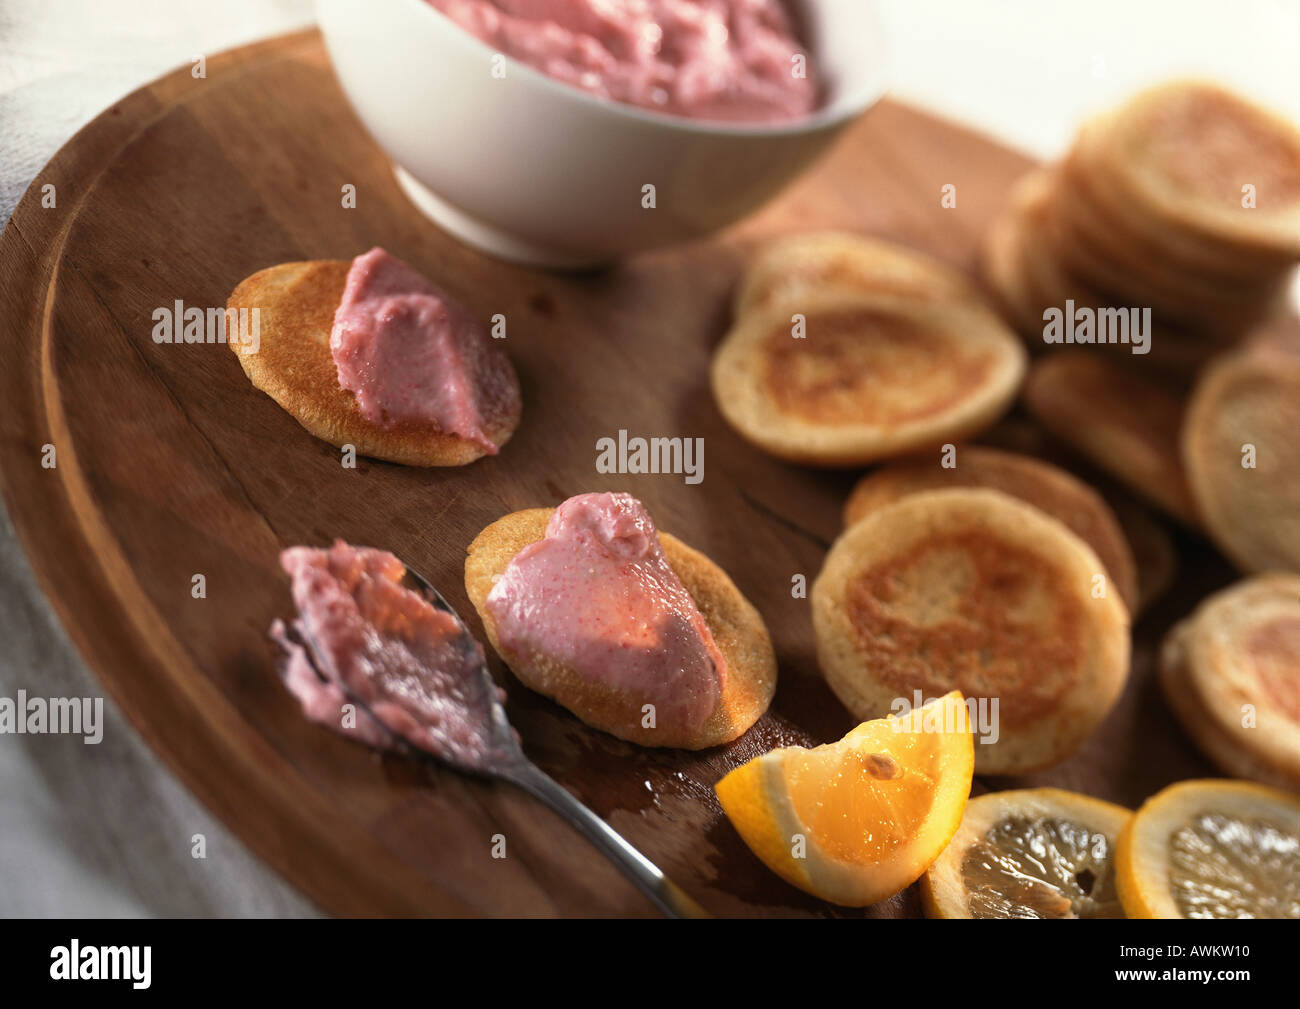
[[979, 80, 1300, 792], [1160, 574, 1300, 793], [712, 233, 1134, 776], [983, 80, 1300, 385], [981, 81, 1300, 547]]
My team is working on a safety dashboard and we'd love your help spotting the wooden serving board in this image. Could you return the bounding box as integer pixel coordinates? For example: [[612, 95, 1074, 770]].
[[0, 29, 1232, 917]]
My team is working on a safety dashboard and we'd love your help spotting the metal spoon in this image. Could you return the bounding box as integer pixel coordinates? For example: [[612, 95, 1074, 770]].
[[282, 559, 709, 919]]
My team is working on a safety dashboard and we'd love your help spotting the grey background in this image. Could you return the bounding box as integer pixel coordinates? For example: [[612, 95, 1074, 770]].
[[1, 0, 316, 917]]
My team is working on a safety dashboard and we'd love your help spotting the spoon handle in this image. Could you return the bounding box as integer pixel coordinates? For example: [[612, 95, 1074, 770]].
[[507, 760, 710, 919]]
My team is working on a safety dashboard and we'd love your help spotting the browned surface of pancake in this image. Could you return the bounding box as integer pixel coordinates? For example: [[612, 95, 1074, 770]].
[[1182, 347, 1300, 573], [843, 446, 1138, 613], [813, 489, 1130, 774], [1124, 85, 1300, 211], [762, 307, 987, 426], [228, 260, 520, 467], [1023, 352, 1198, 525], [711, 291, 1025, 466], [1101, 82, 1300, 260], [1150, 95, 1300, 204], [464, 508, 777, 750]]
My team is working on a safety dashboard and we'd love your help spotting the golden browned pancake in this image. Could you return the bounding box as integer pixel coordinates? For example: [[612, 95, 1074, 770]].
[[464, 507, 777, 750], [1058, 122, 1284, 283], [812, 488, 1131, 774], [1182, 347, 1300, 573], [1023, 352, 1198, 525], [843, 446, 1138, 613], [1159, 574, 1300, 791], [1098, 81, 1300, 261], [710, 291, 1026, 466], [734, 231, 980, 320], [227, 260, 520, 467]]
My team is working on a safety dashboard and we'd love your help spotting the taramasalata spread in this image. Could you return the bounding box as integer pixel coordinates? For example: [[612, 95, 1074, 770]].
[[427, 0, 819, 124], [329, 247, 519, 453], [272, 540, 501, 765], [485, 492, 727, 732]]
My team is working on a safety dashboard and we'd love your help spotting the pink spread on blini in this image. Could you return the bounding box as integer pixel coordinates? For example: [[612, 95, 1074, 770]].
[[485, 492, 728, 733], [329, 247, 520, 453], [271, 540, 502, 765]]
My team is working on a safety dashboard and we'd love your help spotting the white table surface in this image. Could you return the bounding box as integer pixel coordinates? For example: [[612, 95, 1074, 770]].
[[1, 0, 1296, 917]]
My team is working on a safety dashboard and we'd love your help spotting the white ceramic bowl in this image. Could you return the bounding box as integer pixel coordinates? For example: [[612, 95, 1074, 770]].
[[316, 0, 887, 267]]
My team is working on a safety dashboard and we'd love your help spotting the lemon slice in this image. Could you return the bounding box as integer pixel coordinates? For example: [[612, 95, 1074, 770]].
[[1117, 779, 1300, 918], [922, 788, 1131, 918], [714, 691, 973, 906]]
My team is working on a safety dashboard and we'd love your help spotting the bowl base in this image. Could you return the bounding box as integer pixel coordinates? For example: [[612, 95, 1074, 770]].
[[392, 167, 608, 270]]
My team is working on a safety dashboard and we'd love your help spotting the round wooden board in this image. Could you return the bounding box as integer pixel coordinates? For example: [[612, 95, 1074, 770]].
[[0, 29, 1229, 917]]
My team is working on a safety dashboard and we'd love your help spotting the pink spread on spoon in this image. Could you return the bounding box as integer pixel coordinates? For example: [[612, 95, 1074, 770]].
[[272, 540, 502, 765], [329, 247, 519, 453], [485, 492, 727, 733], [426, 0, 819, 124]]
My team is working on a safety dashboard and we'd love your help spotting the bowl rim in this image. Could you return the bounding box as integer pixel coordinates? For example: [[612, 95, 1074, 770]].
[[388, 0, 887, 138]]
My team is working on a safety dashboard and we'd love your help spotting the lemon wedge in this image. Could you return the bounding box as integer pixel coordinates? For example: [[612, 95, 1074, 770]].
[[715, 691, 973, 906]]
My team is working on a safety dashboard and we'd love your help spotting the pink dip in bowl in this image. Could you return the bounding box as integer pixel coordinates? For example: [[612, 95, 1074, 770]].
[[425, 0, 819, 124]]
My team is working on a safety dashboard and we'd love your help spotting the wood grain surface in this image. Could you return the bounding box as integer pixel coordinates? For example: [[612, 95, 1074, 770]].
[[0, 28, 1231, 917]]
